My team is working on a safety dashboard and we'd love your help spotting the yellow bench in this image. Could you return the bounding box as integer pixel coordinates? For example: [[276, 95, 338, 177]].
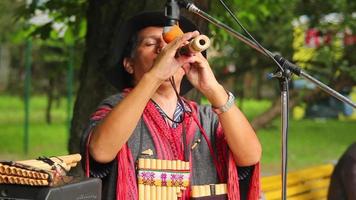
[[261, 164, 334, 200]]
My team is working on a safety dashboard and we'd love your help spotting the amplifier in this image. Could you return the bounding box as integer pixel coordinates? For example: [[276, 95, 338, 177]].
[[0, 177, 101, 200]]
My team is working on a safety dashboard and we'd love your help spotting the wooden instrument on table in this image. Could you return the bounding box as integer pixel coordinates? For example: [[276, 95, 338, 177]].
[[0, 154, 81, 187], [137, 158, 190, 200]]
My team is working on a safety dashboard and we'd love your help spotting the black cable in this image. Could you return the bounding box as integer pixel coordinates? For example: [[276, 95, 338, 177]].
[[170, 77, 191, 161], [152, 99, 184, 124], [149, 76, 185, 125], [170, 76, 188, 116]]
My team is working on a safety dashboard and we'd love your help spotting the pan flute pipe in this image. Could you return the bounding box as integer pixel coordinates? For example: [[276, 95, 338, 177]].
[[0, 174, 49, 186], [0, 164, 50, 186], [191, 183, 228, 198], [16, 154, 82, 171], [0, 154, 82, 187], [137, 158, 190, 200], [0, 163, 49, 179]]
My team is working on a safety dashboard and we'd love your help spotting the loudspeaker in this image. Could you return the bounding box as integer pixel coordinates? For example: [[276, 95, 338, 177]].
[[0, 177, 101, 200]]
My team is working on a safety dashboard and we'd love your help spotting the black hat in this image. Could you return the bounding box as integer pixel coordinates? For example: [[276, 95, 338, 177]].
[[104, 11, 204, 95]]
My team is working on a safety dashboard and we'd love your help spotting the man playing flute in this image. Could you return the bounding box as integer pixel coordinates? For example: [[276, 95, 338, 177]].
[[80, 10, 262, 200]]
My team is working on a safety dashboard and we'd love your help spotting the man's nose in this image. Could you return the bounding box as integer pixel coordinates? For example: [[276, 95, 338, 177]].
[[156, 40, 167, 54], [156, 46, 162, 54]]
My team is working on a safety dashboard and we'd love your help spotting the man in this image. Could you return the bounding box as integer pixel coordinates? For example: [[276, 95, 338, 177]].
[[81, 11, 262, 200], [328, 142, 356, 200]]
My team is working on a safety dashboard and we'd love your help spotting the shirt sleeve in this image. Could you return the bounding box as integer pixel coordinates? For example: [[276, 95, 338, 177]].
[[80, 94, 123, 178]]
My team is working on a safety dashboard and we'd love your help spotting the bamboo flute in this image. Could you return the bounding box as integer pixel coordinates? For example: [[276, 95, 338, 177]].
[[144, 158, 151, 200], [138, 158, 145, 200], [161, 159, 168, 200], [150, 159, 156, 200]]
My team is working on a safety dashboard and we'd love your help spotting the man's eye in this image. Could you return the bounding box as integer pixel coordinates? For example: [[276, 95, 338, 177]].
[[145, 42, 157, 46]]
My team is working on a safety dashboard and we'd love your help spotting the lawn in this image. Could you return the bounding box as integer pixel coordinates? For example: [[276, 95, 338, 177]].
[[0, 95, 69, 160], [223, 98, 355, 175], [258, 119, 356, 175], [0, 95, 355, 176]]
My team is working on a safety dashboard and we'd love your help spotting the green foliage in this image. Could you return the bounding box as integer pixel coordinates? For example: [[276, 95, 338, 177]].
[[292, 0, 356, 87], [19, 0, 87, 43], [209, 0, 297, 65], [207, 0, 355, 103], [0, 1, 27, 43], [207, 0, 298, 99], [6, 0, 87, 102], [13, 0, 87, 64]]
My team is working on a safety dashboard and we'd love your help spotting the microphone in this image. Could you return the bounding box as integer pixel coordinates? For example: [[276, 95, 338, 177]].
[[164, 0, 180, 27], [163, 0, 183, 43], [163, 0, 210, 56]]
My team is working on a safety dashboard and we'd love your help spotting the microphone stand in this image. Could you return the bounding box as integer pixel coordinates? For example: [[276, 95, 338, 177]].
[[178, 1, 356, 200]]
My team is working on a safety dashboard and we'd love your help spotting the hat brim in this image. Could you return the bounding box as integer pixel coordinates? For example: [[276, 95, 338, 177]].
[[104, 11, 205, 95]]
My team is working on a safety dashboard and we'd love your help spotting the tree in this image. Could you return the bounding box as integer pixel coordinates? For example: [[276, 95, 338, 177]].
[[251, 0, 356, 129], [13, 0, 87, 123], [0, 1, 26, 91]]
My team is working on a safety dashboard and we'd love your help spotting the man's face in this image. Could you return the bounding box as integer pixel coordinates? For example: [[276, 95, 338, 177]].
[[124, 26, 185, 87]]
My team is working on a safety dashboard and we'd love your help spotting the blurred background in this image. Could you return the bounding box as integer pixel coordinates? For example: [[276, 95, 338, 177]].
[[0, 0, 355, 176]]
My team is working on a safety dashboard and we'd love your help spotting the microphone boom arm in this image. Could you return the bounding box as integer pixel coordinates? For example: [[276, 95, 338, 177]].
[[179, 0, 356, 108]]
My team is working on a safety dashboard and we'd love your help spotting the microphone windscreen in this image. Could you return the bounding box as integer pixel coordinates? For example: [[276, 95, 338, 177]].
[[163, 25, 184, 43]]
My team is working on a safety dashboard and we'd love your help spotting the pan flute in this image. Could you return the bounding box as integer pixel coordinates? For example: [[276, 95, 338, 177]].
[[0, 154, 81, 187], [191, 184, 228, 199], [137, 158, 190, 200]]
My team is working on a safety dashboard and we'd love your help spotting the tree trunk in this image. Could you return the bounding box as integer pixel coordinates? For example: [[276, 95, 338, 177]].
[[251, 91, 299, 130], [0, 44, 10, 91], [68, 0, 209, 175]]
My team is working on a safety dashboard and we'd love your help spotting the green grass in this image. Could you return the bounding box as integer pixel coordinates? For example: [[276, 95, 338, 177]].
[[0, 95, 355, 177], [210, 98, 356, 175], [258, 119, 356, 175], [0, 95, 69, 160], [237, 98, 272, 120]]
